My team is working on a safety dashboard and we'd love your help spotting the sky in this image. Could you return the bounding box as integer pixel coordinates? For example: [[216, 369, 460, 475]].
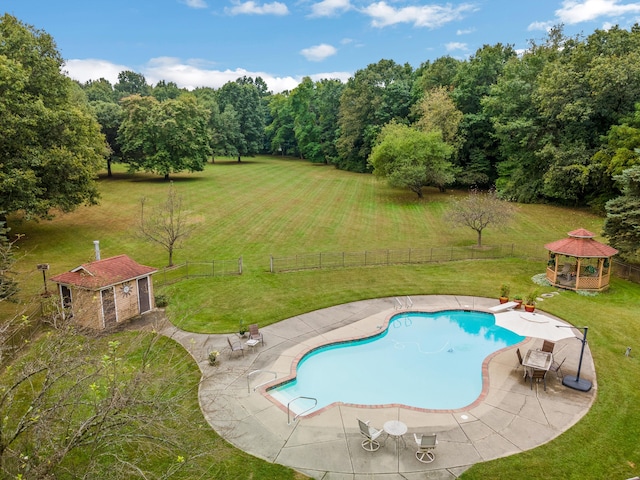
[[4, 0, 640, 93]]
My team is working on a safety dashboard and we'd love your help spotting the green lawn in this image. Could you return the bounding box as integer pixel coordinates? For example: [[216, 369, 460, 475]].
[[7, 156, 640, 479]]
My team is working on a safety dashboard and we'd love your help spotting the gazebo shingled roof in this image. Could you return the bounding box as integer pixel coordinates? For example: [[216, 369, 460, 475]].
[[544, 228, 618, 258], [50, 254, 157, 290]]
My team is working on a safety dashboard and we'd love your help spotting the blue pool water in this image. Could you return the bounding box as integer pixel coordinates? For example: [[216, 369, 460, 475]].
[[268, 310, 524, 412]]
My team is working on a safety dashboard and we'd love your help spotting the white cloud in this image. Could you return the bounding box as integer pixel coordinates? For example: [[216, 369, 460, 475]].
[[181, 0, 208, 8], [456, 27, 475, 35], [63, 57, 350, 94], [527, 20, 555, 31], [360, 1, 477, 28], [226, 1, 289, 15], [63, 59, 131, 84], [309, 0, 351, 17], [555, 0, 640, 24], [445, 42, 467, 51], [300, 44, 338, 62]]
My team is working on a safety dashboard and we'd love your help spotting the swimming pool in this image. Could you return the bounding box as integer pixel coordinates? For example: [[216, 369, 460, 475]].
[[268, 310, 524, 413]]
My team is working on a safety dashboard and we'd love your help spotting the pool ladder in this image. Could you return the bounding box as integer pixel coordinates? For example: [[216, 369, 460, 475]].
[[394, 296, 413, 310], [287, 396, 318, 425]]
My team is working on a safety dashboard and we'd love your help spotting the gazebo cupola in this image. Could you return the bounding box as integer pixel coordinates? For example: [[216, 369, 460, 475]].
[[544, 228, 618, 291]]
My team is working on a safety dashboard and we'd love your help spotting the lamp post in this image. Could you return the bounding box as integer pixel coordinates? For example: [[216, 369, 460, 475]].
[[556, 325, 591, 392]]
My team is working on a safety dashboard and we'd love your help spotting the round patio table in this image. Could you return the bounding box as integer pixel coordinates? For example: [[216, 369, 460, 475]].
[[383, 420, 407, 447]]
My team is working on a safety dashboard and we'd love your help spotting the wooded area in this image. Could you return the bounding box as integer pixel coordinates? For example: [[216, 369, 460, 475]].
[[1, 13, 639, 264]]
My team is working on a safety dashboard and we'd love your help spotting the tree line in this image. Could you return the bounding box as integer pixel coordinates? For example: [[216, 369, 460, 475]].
[[1, 13, 639, 262]]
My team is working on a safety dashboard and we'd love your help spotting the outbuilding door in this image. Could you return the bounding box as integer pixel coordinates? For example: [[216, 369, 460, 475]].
[[101, 288, 117, 328], [137, 277, 151, 313]]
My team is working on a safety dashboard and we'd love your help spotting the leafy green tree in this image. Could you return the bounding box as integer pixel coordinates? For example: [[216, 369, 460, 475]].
[[0, 14, 106, 220], [83, 77, 116, 103], [152, 80, 183, 101], [315, 78, 344, 164], [483, 30, 562, 203], [90, 101, 123, 176], [593, 103, 640, 177], [266, 92, 298, 156], [603, 166, 640, 263], [114, 70, 150, 99], [368, 121, 455, 198], [452, 43, 516, 187], [0, 217, 19, 300], [118, 94, 211, 179], [336, 60, 415, 172], [413, 56, 461, 96], [413, 86, 464, 150], [446, 188, 516, 246], [290, 77, 323, 162], [217, 80, 265, 161]]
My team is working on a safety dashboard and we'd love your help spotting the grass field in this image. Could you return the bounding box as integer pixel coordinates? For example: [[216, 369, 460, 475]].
[[6, 156, 640, 479]]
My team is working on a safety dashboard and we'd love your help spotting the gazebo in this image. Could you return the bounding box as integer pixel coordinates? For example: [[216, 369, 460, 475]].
[[545, 228, 618, 291]]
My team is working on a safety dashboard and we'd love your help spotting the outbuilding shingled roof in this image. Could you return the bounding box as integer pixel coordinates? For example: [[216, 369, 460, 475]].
[[544, 229, 618, 258], [50, 254, 157, 290]]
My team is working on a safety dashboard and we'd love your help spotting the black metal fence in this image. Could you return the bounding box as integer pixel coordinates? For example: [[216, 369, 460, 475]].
[[269, 244, 547, 273], [154, 258, 243, 286], [612, 259, 640, 284]]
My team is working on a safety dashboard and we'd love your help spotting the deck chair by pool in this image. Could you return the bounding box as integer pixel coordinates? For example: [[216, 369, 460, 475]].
[[515, 348, 525, 376], [529, 368, 547, 391], [549, 357, 566, 379], [357, 419, 384, 452], [541, 340, 555, 353], [248, 323, 264, 346], [227, 336, 244, 357], [414, 433, 437, 463]]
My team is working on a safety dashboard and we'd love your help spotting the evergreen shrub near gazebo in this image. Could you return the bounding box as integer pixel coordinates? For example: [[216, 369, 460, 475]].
[[545, 228, 618, 292]]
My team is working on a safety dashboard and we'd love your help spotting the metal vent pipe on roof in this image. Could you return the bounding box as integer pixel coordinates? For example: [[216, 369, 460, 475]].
[[93, 240, 101, 260]]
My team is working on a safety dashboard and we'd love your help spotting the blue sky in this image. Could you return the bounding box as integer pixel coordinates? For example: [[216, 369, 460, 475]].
[[4, 0, 640, 93]]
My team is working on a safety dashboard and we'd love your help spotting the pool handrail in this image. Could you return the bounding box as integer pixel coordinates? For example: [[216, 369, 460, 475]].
[[247, 369, 278, 393], [287, 396, 317, 424]]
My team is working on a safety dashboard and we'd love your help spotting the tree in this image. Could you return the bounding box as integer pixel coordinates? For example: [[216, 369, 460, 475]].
[[118, 94, 211, 179], [0, 14, 107, 220], [368, 122, 455, 198], [446, 188, 516, 247], [90, 100, 123, 177], [216, 80, 265, 161], [114, 70, 150, 99], [139, 182, 197, 266], [603, 166, 640, 263], [83, 77, 116, 103], [413, 86, 464, 149], [0, 312, 214, 478], [336, 60, 415, 172], [0, 217, 19, 300]]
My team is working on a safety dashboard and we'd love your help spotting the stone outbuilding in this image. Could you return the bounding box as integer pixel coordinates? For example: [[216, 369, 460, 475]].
[[545, 228, 618, 291], [50, 253, 157, 330]]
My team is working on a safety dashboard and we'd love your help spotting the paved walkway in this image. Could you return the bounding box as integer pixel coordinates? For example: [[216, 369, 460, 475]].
[[153, 295, 596, 479]]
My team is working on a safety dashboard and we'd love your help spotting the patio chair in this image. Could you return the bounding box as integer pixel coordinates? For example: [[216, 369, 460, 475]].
[[227, 336, 244, 357], [248, 323, 264, 346], [413, 433, 437, 463], [529, 368, 547, 391], [541, 340, 555, 353], [515, 348, 525, 375], [357, 419, 384, 452], [549, 357, 566, 379]]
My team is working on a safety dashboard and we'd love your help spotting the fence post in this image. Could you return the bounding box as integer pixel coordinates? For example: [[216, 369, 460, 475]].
[[342, 251, 345, 267], [212, 259, 215, 277], [239, 256, 243, 275], [270, 255, 273, 273], [186, 261, 189, 279], [319, 253, 322, 269]]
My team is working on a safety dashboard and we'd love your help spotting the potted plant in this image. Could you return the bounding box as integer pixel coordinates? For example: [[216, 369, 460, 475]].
[[513, 294, 523, 309], [499, 284, 510, 304], [238, 320, 247, 337], [524, 290, 538, 312], [208, 350, 220, 366]]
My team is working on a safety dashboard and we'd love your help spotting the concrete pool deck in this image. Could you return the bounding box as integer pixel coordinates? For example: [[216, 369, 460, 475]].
[[157, 295, 596, 479]]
